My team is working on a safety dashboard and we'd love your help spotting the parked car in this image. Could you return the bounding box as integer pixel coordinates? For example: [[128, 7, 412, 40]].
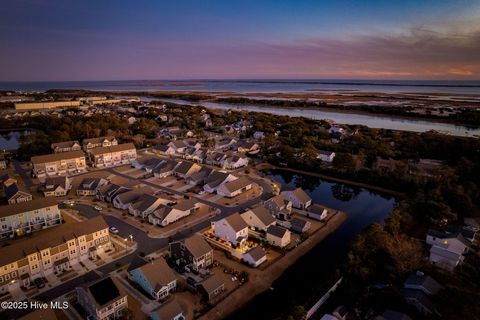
[[34, 277, 45, 289], [109, 226, 119, 234], [63, 200, 75, 205], [94, 205, 103, 211], [198, 190, 206, 195]]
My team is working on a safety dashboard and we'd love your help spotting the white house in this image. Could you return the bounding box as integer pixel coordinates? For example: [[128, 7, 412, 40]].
[[266, 225, 291, 248], [112, 187, 153, 210], [129, 258, 177, 301], [301, 204, 328, 221], [222, 154, 249, 169], [203, 171, 238, 194], [241, 205, 276, 232], [211, 213, 249, 247], [216, 177, 253, 198], [426, 230, 469, 271], [128, 194, 165, 218], [317, 150, 336, 163], [281, 188, 312, 210], [242, 246, 267, 267], [149, 199, 200, 227], [263, 194, 293, 221]]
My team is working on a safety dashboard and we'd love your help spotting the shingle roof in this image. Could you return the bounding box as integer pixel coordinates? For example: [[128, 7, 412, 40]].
[[200, 274, 224, 293], [0, 198, 57, 218], [267, 225, 289, 238], [90, 143, 135, 155], [151, 298, 183, 320], [0, 216, 108, 267], [137, 258, 176, 290], [404, 273, 443, 294], [245, 246, 266, 261], [222, 176, 252, 193], [31, 150, 85, 164], [223, 213, 248, 232], [183, 234, 212, 258], [283, 188, 312, 204], [247, 205, 275, 226]]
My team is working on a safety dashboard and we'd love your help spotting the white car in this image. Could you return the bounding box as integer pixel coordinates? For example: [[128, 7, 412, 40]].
[[94, 205, 103, 211], [63, 200, 75, 205], [109, 227, 119, 234], [198, 190, 206, 195]]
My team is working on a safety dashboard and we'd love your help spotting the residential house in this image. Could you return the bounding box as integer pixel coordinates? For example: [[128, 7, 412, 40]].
[[186, 167, 213, 186], [236, 141, 259, 153], [205, 152, 228, 167], [173, 161, 202, 179], [1, 216, 110, 294], [153, 160, 179, 178], [96, 184, 131, 202], [290, 217, 311, 233], [76, 277, 127, 320], [132, 157, 163, 173], [215, 138, 237, 151], [203, 171, 237, 194], [31, 151, 87, 180], [150, 298, 185, 320], [149, 199, 200, 227], [404, 272, 443, 296], [1, 174, 17, 189], [403, 290, 437, 315], [112, 187, 153, 210], [129, 258, 177, 300], [222, 154, 249, 169], [0, 198, 61, 239], [39, 176, 71, 197], [302, 204, 328, 221], [76, 178, 108, 196], [5, 183, 33, 204], [128, 194, 164, 219], [154, 144, 175, 156], [183, 147, 207, 163], [241, 205, 276, 232], [263, 194, 293, 221], [51, 140, 81, 153], [266, 225, 291, 248], [169, 234, 213, 271], [426, 229, 469, 271], [216, 177, 253, 198], [89, 143, 137, 168], [317, 150, 336, 163], [198, 274, 225, 302], [281, 188, 312, 210], [242, 246, 267, 267], [211, 213, 249, 247], [82, 136, 118, 152]]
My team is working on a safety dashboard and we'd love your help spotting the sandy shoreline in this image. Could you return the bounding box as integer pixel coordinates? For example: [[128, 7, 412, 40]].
[[199, 211, 348, 320]]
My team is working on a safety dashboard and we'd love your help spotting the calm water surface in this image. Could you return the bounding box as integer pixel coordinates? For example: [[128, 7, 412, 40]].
[[228, 169, 397, 320], [158, 98, 480, 137], [0, 130, 30, 150]]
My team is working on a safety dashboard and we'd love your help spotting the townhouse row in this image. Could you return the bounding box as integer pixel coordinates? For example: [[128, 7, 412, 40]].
[[0, 216, 111, 294], [31, 140, 137, 180]]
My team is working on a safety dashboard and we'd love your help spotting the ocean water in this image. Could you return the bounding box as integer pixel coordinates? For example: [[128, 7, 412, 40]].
[[1, 79, 480, 95]]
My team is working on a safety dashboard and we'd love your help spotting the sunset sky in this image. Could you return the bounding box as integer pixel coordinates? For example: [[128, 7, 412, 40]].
[[1, 0, 480, 81]]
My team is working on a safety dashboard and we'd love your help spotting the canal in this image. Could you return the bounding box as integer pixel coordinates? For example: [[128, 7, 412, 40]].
[[154, 97, 480, 137], [228, 169, 398, 320]]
